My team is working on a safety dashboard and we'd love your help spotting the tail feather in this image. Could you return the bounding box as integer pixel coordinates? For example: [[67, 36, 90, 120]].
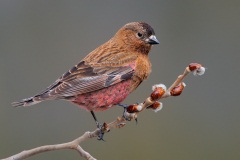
[[12, 97, 40, 107]]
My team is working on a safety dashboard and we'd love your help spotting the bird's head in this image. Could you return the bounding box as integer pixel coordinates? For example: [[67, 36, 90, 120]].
[[114, 22, 159, 54]]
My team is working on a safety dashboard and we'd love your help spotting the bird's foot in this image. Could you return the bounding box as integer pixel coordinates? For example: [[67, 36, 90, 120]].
[[96, 122, 104, 141], [96, 122, 110, 141], [117, 103, 138, 124], [117, 103, 132, 121]]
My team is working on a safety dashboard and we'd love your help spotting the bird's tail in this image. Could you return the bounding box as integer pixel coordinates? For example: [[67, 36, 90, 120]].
[[12, 97, 41, 107]]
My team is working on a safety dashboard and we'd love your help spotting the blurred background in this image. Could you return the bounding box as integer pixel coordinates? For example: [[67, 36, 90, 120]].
[[1, 0, 240, 159]]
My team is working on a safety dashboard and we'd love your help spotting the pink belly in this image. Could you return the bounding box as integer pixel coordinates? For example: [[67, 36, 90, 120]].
[[71, 80, 132, 111]]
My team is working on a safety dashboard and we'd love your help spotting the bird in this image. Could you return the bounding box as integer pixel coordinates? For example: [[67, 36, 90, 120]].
[[12, 22, 159, 139]]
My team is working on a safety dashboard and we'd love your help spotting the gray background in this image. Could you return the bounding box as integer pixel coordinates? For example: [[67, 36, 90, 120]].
[[1, 0, 240, 159]]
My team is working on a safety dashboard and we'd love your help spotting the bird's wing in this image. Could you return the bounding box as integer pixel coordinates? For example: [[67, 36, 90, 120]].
[[35, 53, 137, 100]]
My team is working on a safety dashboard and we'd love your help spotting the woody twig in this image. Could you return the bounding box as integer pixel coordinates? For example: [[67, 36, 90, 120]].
[[2, 63, 205, 160]]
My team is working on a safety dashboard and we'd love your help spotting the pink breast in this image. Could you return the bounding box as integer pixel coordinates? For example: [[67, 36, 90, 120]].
[[71, 79, 132, 111]]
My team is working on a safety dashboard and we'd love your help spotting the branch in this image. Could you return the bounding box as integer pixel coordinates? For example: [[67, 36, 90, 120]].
[[2, 63, 205, 160], [2, 130, 99, 160]]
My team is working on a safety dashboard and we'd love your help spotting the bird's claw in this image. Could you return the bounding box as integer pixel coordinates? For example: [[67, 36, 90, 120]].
[[123, 107, 132, 121], [96, 122, 105, 141], [118, 103, 139, 122], [97, 131, 105, 141], [96, 122, 110, 141], [117, 103, 131, 120], [123, 113, 131, 121]]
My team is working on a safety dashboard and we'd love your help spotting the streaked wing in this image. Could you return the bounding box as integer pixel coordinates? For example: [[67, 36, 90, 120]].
[[49, 64, 134, 98], [34, 53, 137, 100]]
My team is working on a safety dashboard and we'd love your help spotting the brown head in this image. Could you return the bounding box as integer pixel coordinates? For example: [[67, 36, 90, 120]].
[[114, 22, 159, 54]]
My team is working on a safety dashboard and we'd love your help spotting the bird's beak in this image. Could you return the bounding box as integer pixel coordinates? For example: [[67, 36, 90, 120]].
[[146, 35, 160, 45]]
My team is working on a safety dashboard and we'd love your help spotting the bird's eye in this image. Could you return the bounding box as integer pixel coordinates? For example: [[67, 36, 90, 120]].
[[137, 32, 143, 38]]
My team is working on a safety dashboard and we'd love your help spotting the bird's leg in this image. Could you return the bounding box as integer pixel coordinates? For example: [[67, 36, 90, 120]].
[[117, 104, 131, 121], [90, 111, 101, 128], [90, 111, 105, 141]]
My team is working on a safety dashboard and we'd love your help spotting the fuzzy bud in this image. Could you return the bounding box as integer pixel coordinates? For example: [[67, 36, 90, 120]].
[[126, 104, 142, 113], [102, 122, 110, 132], [150, 86, 166, 101], [188, 63, 205, 76], [170, 82, 186, 96], [152, 84, 167, 91], [188, 63, 202, 71], [147, 101, 163, 112], [193, 67, 205, 76]]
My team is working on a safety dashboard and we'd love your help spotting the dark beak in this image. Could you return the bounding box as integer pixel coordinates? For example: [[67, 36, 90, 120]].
[[146, 35, 160, 45]]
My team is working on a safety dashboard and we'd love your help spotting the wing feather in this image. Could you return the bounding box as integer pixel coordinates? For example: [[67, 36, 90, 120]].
[[34, 52, 137, 100]]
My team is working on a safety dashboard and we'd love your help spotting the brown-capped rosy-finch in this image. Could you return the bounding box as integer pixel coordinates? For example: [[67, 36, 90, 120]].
[[12, 22, 159, 139]]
